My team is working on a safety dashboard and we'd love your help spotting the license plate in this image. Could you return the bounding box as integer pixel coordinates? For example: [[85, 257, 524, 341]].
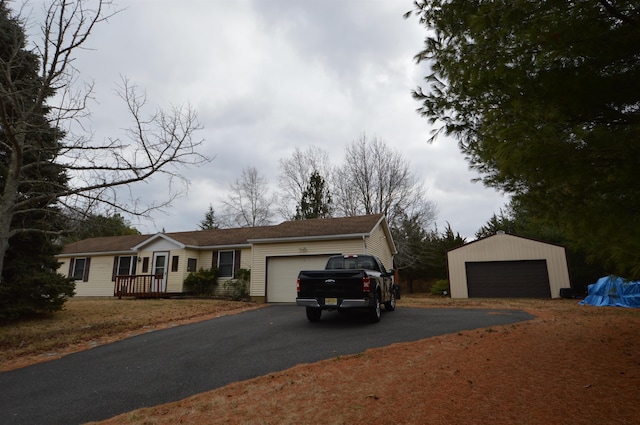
[[325, 297, 337, 305]]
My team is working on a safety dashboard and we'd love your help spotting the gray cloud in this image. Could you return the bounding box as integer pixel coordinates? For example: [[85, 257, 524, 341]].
[[36, 0, 506, 237]]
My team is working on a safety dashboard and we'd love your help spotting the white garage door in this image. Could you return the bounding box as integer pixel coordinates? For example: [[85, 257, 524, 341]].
[[266, 255, 334, 302]]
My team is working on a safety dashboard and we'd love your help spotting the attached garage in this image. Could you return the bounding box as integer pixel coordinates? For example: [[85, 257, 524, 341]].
[[266, 255, 335, 302], [448, 232, 570, 299]]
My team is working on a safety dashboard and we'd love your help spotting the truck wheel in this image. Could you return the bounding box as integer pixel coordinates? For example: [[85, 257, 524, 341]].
[[369, 293, 381, 323], [384, 288, 396, 311], [306, 307, 322, 322]]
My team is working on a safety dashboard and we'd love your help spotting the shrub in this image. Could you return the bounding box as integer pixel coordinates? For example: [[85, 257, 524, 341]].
[[224, 268, 250, 301], [431, 279, 450, 296], [184, 268, 218, 296], [0, 272, 76, 320]]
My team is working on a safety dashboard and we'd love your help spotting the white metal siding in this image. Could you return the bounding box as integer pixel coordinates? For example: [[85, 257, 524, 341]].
[[266, 255, 333, 302]]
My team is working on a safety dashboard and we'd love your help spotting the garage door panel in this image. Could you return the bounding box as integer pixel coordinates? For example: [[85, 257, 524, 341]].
[[466, 260, 551, 298], [266, 255, 334, 302]]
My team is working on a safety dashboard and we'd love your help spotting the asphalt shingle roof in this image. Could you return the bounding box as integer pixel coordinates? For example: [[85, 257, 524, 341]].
[[60, 214, 385, 255]]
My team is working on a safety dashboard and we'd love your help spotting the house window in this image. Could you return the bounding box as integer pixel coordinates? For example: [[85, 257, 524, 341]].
[[117, 256, 137, 276], [72, 258, 87, 280], [70, 257, 91, 282], [218, 251, 234, 278], [171, 256, 179, 272], [187, 258, 197, 272]]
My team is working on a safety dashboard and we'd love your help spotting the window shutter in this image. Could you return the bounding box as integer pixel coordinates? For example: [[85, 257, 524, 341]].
[[68, 258, 75, 277], [142, 257, 149, 273], [212, 251, 218, 268], [132, 256, 138, 274], [234, 250, 241, 275], [83, 258, 91, 282], [171, 256, 179, 272], [112, 257, 119, 281]]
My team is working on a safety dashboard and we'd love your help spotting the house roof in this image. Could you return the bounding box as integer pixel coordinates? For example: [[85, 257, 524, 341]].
[[60, 214, 387, 255], [60, 234, 151, 256]]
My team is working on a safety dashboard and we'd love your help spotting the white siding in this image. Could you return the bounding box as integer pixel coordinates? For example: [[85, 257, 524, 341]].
[[143, 238, 182, 251], [70, 255, 116, 297], [366, 224, 394, 271], [167, 249, 201, 292], [448, 234, 570, 298]]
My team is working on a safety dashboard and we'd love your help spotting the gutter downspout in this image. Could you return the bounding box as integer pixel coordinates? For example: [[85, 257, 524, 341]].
[[362, 235, 368, 254]]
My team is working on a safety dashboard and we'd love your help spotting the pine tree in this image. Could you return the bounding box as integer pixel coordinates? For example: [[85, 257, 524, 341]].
[[409, 1, 640, 277], [295, 171, 332, 220], [0, 2, 75, 318], [199, 205, 220, 230]]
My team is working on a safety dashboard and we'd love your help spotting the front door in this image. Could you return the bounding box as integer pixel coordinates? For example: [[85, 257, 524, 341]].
[[152, 252, 169, 292]]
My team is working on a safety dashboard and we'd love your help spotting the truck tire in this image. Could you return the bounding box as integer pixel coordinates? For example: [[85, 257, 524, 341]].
[[306, 307, 322, 322], [369, 292, 381, 323], [384, 288, 396, 311]]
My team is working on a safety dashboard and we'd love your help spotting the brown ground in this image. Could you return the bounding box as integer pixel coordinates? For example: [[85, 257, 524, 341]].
[[4, 297, 640, 424]]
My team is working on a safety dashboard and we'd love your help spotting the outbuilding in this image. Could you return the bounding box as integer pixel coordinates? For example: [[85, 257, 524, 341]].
[[447, 232, 570, 298]]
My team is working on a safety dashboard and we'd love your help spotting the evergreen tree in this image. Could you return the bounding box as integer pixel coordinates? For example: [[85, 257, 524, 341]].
[[198, 204, 220, 230], [0, 2, 74, 317], [63, 213, 140, 243], [391, 212, 434, 292], [295, 171, 332, 220], [426, 223, 466, 279], [409, 1, 640, 278]]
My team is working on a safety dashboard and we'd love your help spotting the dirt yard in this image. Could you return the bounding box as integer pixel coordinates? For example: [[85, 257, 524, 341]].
[[3, 297, 640, 424]]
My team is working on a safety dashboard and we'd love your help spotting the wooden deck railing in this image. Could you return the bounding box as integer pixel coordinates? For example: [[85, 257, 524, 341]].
[[114, 275, 166, 298]]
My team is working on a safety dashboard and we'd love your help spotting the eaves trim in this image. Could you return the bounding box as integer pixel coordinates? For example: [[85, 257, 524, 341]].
[[183, 244, 252, 250], [132, 233, 186, 250], [56, 250, 136, 258], [248, 233, 370, 244]]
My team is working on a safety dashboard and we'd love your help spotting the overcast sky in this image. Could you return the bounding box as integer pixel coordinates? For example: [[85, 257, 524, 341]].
[[31, 0, 507, 239]]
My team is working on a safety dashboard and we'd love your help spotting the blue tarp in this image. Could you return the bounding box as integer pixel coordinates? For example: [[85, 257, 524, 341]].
[[579, 276, 640, 308]]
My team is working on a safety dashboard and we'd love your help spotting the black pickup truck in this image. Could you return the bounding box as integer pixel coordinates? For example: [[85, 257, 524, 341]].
[[296, 254, 395, 323]]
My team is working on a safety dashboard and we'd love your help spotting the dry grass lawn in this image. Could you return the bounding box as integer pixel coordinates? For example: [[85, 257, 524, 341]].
[[2, 296, 640, 424]]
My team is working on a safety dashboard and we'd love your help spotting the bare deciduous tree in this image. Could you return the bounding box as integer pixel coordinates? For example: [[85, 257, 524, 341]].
[[221, 166, 273, 227], [0, 0, 210, 281], [333, 134, 436, 227], [277, 145, 331, 220]]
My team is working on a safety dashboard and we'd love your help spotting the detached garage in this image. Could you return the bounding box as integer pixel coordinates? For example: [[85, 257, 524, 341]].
[[447, 232, 570, 298]]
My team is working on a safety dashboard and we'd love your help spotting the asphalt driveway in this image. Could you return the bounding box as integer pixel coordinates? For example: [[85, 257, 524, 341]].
[[0, 305, 535, 424]]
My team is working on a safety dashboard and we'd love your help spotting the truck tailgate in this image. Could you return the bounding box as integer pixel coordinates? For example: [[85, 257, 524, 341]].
[[298, 269, 365, 299]]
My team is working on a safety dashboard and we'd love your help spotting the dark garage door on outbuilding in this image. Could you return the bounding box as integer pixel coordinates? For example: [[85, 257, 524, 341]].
[[465, 260, 551, 298]]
